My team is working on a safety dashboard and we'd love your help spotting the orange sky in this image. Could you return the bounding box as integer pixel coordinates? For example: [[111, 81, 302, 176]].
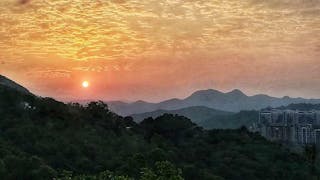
[[0, 0, 320, 102]]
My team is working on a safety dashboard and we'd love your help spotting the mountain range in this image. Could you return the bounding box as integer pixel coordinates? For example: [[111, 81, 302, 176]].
[[108, 89, 320, 116], [131, 106, 233, 123], [0, 75, 316, 179], [2, 73, 315, 117], [2, 74, 320, 128], [0, 74, 259, 129]]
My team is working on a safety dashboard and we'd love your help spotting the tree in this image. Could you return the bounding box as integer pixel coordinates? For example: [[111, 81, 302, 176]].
[[0, 160, 6, 177], [86, 101, 109, 115], [56, 170, 132, 180], [305, 144, 317, 174], [141, 161, 183, 180]]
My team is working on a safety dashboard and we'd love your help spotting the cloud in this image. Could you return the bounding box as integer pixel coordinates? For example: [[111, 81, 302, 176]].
[[1, 0, 319, 62], [0, 0, 320, 100], [26, 69, 72, 79], [249, 0, 320, 9], [18, 0, 31, 5]]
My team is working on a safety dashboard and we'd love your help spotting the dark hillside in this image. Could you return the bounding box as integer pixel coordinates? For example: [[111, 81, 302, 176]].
[[0, 84, 319, 179]]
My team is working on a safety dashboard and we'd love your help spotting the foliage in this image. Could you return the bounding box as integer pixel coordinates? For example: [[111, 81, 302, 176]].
[[56, 170, 132, 180], [1, 86, 320, 179], [140, 161, 183, 180], [200, 110, 259, 129]]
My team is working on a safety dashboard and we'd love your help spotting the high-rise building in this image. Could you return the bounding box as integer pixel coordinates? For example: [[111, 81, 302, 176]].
[[259, 109, 320, 146]]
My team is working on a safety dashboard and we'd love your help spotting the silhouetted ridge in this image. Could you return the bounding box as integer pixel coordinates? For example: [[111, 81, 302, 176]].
[[0, 75, 31, 95], [187, 89, 223, 98], [227, 89, 247, 96]]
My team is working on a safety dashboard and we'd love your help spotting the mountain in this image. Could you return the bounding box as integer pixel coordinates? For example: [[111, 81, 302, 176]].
[[276, 103, 320, 111], [0, 75, 318, 179], [108, 89, 320, 116], [0, 75, 31, 95], [131, 106, 260, 130], [108, 100, 156, 116], [131, 106, 233, 124]]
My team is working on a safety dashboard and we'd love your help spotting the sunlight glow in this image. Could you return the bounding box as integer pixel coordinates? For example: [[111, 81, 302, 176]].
[[82, 81, 89, 88]]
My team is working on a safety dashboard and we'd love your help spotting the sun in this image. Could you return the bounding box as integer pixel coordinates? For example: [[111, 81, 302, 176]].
[[82, 81, 89, 88]]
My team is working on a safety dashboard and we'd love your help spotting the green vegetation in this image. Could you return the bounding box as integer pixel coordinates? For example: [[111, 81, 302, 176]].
[[54, 161, 183, 180], [1, 85, 320, 179], [200, 110, 259, 129]]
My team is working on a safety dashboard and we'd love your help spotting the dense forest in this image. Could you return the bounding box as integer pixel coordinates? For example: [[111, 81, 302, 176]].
[[1, 85, 320, 180]]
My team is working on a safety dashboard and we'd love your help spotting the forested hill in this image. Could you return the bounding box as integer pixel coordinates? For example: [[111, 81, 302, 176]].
[[0, 82, 320, 179], [276, 103, 320, 111], [0, 75, 31, 95]]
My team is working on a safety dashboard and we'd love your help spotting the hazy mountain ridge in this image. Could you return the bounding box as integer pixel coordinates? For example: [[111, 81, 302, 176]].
[[108, 89, 320, 116], [131, 106, 233, 124]]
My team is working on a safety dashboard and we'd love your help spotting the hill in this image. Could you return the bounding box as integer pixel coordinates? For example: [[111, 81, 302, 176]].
[[132, 107, 258, 130], [0, 75, 31, 95], [0, 75, 319, 179], [108, 89, 320, 116], [276, 103, 320, 111], [131, 106, 233, 123]]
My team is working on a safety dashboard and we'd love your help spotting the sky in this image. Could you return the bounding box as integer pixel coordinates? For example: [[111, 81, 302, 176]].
[[0, 0, 319, 102]]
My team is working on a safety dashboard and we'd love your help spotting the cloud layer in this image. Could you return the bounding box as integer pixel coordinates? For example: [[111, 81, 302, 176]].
[[0, 0, 319, 101]]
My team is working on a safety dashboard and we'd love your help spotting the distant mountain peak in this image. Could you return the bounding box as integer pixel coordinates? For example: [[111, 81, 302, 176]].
[[0, 75, 31, 95], [229, 89, 242, 93], [133, 100, 150, 104], [203, 89, 223, 93], [227, 89, 247, 97], [188, 89, 248, 100], [190, 89, 223, 96]]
